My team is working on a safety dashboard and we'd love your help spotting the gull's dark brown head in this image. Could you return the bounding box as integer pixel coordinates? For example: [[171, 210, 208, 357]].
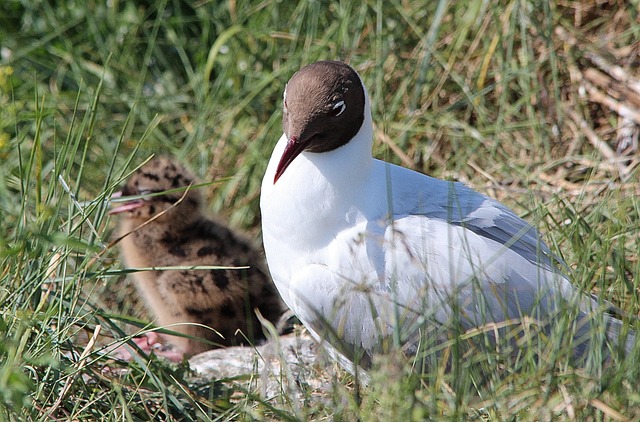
[[274, 60, 366, 183], [110, 157, 202, 224]]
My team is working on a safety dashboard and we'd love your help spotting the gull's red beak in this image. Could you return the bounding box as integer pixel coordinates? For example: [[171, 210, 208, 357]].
[[273, 136, 307, 184], [108, 191, 145, 215]]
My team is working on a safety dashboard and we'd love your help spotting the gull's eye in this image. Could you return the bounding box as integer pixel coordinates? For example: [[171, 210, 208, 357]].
[[330, 100, 345, 117]]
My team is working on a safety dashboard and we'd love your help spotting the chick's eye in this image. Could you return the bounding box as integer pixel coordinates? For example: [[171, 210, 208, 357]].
[[330, 100, 346, 117]]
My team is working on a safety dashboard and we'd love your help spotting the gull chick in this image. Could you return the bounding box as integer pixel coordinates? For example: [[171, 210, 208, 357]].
[[111, 157, 285, 360], [260, 60, 636, 372]]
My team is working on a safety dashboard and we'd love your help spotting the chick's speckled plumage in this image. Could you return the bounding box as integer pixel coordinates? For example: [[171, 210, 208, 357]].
[[114, 157, 285, 356]]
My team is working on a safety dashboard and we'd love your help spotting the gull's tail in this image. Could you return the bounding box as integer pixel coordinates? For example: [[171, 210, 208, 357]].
[[604, 313, 636, 356]]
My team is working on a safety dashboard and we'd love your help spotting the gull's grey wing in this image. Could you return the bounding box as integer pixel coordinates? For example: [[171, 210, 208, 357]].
[[402, 179, 561, 273]]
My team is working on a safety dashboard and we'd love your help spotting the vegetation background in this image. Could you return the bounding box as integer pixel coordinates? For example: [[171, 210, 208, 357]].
[[0, 0, 638, 420]]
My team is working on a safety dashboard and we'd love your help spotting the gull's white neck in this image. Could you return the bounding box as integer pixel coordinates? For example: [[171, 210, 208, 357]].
[[261, 87, 374, 252]]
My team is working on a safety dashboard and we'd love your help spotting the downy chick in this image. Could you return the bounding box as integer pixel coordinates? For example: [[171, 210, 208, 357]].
[[111, 156, 286, 359]]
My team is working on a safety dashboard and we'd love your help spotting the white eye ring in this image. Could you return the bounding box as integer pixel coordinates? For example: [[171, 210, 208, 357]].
[[332, 100, 346, 116], [283, 90, 287, 111]]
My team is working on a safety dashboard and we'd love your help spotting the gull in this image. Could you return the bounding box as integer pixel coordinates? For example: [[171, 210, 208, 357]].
[[110, 156, 286, 360], [260, 60, 635, 372]]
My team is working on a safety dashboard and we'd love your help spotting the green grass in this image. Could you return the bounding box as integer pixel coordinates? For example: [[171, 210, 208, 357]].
[[1, 0, 639, 419]]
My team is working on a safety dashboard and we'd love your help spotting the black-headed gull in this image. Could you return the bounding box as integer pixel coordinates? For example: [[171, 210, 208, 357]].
[[260, 61, 635, 372], [110, 156, 285, 360]]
